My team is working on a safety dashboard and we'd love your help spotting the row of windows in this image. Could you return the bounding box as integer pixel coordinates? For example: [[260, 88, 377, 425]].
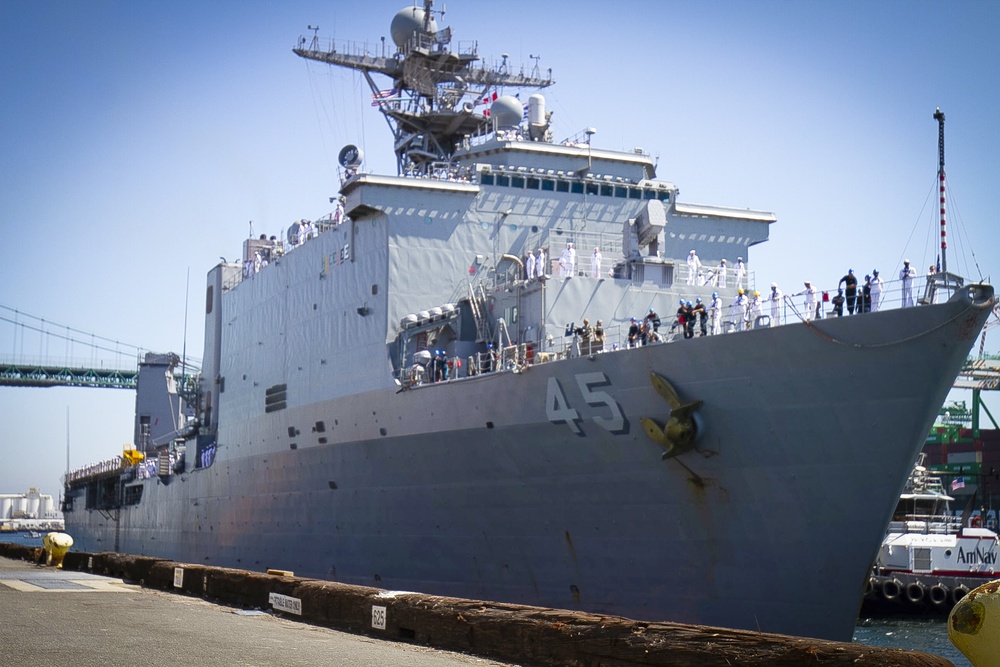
[[480, 172, 671, 201]]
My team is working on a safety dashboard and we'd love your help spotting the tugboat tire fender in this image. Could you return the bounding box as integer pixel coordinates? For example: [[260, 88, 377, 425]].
[[951, 584, 970, 605], [905, 581, 926, 604], [929, 583, 949, 605], [881, 578, 902, 601]]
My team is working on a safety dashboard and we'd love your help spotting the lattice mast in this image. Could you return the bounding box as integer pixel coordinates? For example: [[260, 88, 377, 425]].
[[293, 0, 554, 176], [934, 107, 947, 273]]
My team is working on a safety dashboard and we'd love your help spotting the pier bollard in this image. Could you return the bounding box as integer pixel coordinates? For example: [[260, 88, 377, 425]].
[[948, 579, 1000, 667], [41, 532, 73, 568]]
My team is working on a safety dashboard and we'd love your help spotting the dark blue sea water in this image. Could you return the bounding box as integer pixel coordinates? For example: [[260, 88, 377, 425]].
[[854, 616, 969, 667], [0, 532, 44, 547], [0, 533, 970, 665]]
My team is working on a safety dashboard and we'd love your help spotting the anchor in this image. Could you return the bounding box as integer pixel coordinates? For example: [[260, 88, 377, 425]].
[[641, 371, 703, 460]]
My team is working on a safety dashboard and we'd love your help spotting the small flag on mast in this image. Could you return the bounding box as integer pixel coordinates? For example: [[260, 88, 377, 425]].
[[371, 88, 400, 106]]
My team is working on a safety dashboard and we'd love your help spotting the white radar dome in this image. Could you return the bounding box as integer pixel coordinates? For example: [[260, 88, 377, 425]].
[[390, 6, 437, 47], [491, 96, 524, 128]]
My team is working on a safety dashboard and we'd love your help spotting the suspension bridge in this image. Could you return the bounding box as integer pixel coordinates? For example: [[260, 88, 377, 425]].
[[0, 304, 195, 390]]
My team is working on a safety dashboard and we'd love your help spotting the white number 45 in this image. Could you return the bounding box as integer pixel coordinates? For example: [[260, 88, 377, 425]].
[[546, 372, 626, 435]]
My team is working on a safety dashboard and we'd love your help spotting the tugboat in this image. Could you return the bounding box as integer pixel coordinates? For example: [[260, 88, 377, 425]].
[[863, 452, 1000, 614]]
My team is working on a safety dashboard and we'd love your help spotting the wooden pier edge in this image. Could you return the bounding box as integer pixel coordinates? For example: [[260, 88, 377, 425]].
[[1, 545, 952, 666]]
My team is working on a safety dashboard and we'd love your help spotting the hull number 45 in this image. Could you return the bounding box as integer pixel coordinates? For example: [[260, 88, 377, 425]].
[[546, 372, 628, 435]]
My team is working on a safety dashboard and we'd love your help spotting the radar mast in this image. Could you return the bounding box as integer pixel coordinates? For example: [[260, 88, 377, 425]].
[[294, 0, 554, 176]]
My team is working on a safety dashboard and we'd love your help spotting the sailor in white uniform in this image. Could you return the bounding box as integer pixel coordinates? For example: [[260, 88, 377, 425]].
[[729, 289, 748, 331], [900, 259, 916, 307], [715, 259, 727, 288], [537, 248, 546, 277], [710, 292, 723, 335], [748, 290, 763, 326], [869, 269, 884, 311], [525, 250, 536, 280], [559, 243, 576, 277], [768, 282, 782, 326], [686, 250, 702, 285], [794, 280, 817, 321], [591, 247, 602, 278], [735, 257, 746, 290]]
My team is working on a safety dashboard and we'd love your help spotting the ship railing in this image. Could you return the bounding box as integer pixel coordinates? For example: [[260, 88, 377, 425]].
[[295, 34, 479, 66], [889, 514, 963, 535], [395, 269, 981, 388], [397, 324, 640, 387], [519, 229, 624, 279], [771, 273, 971, 325], [63, 456, 129, 486], [224, 214, 349, 291]]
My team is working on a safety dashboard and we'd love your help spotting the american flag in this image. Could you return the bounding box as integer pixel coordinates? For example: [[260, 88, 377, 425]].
[[951, 476, 965, 491], [371, 88, 400, 106]]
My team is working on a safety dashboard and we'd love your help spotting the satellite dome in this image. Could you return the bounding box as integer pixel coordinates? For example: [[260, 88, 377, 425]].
[[491, 95, 523, 128], [390, 6, 437, 47]]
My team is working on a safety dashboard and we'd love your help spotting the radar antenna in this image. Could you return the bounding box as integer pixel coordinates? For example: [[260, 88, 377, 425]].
[[529, 54, 541, 79], [306, 25, 320, 51], [293, 0, 554, 176]]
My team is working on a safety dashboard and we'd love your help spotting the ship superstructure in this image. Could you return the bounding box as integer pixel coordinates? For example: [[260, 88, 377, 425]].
[[62, 3, 995, 642]]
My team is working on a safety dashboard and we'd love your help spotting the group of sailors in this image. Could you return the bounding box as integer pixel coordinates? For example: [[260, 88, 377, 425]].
[[133, 449, 185, 479], [409, 350, 466, 385], [686, 250, 747, 289], [524, 244, 606, 280], [242, 200, 350, 279], [626, 309, 666, 346], [790, 260, 920, 322], [571, 318, 607, 354], [243, 235, 282, 278]]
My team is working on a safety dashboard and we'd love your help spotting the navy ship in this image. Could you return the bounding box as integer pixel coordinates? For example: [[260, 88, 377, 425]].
[[62, 2, 995, 641]]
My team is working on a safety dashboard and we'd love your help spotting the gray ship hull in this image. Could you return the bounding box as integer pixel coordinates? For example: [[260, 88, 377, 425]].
[[64, 285, 994, 641]]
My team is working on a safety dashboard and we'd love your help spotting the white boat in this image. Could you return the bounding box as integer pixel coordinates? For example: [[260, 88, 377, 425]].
[[864, 453, 1000, 613]]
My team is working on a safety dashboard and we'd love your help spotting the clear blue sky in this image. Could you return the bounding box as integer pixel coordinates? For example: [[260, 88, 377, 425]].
[[2, 0, 998, 498]]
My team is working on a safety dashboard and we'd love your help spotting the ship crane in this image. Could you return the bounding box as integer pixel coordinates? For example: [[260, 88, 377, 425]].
[[293, 0, 554, 176]]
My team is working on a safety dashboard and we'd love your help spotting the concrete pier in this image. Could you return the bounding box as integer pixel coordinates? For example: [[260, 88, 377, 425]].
[[0, 555, 515, 667], [1, 545, 953, 666]]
